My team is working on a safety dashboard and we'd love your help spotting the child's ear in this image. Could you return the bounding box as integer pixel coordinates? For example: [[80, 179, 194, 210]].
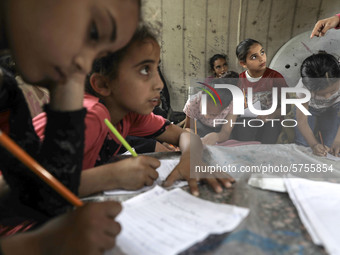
[[90, 73, 111, 97], [239, 61, 247, 69]]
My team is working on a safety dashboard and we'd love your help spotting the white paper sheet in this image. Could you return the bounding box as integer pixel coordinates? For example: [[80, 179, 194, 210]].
[[105, 186, 249, 255], [248, 173, 286, 192], [284, 177, 340, 255], [326, 153, 340, 161], [104, 158, 187, 195]]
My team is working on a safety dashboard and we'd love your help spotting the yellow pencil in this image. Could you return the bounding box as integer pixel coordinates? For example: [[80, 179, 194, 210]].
[[104, 118, 138, 157], [194, 118, 197, 135], [243, 89, 247, 108], [0, 130, 83, 207]]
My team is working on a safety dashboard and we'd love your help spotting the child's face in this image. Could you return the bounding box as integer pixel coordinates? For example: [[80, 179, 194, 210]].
[[110, 39, 163, 115], [213, 58, 228, 78], [240, 43, 267, 73], [7, 0, 139, 85], [314, 81, 340, 99]]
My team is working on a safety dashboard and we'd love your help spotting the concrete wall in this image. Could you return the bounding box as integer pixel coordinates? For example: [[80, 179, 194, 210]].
[[142, 0, 339, 111]]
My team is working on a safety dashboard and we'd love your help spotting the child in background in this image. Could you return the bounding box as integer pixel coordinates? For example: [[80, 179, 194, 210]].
[[295, 53, 340, 156], [209, 54, 229, 78], [235, 38, 288, 144], [0, 0, 139, 253], [34, 25, 235, 196], [183, 74, 238, 145]]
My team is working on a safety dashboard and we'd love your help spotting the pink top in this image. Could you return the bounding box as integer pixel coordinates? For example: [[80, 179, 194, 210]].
[[183, 91, 233, 127], [336, 14, 340, 29], [34, 94, 166, 170]]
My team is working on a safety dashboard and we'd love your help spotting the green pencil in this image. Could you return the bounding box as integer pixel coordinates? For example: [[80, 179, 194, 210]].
[[104, 118, 138, 157]]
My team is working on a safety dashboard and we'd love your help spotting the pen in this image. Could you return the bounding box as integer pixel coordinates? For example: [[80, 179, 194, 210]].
[[319, 131, 326, 150], [243, 89, 247, 108], [194, 118, 197, 135], [104, 118, 138, 157], [0, 130, 83, 207]]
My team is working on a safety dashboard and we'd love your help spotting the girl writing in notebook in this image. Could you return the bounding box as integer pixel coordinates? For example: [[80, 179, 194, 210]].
[[295, 53, 340, 157], [234, 38, 288, 144], [0, 0, 139, 253], [35, 25, 235, 196]]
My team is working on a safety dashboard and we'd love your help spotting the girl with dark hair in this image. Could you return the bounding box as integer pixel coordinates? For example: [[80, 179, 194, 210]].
[[209, 54, 229, 78], [0, 0, 140, 253], [295, 53, 340, 156], [34, 25, 235, 197], [234, 38, 288, 144]]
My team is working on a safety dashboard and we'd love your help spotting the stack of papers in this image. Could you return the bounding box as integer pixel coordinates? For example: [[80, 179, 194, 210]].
[[284, 177, 340, 255], [104, 158, 187, 195], [105, 186, 249, 255]]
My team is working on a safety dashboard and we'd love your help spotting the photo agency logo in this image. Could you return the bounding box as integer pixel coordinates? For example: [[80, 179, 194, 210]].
[[195, 80, 312, 128]]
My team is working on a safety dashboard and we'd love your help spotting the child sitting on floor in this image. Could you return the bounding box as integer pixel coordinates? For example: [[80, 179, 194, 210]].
[[295, 52, 340, 157], [235, 38, 289, 144], [34, 25, 235, 196], [183, 75, 238, 145]]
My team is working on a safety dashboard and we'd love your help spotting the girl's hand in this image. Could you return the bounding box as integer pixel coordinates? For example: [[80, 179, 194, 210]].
[[312, 143, 330, 157], [1, 201, 122, 255], [163, 155, 235, 196], [201, 133, 219, 145], [115, 156, 160, 190], [330, 141, 340, 157]]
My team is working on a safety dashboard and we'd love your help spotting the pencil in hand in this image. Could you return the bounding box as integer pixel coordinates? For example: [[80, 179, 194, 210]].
[[104, 118, 138, 157], [0, 130, 83, 207]]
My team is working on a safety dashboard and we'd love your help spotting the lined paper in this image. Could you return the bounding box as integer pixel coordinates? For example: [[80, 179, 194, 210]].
[[105, 186, 249, 255]]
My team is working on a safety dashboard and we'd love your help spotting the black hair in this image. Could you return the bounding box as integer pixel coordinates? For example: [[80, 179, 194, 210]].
[[85, 24, 158, 97], [300, 52, 340, 91], [236, 38, 262, 62], [209, 54, 228, 72], [204, 72, 239, 107]]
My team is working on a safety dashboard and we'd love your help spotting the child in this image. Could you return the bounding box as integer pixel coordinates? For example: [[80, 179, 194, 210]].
[[35, 25, 235, 196], [183, 74, 238, 145], [234, 38, 288, 144], [208, 54, 229, 78], [0, 0, 139, 252], [295, 53, 340, 157]]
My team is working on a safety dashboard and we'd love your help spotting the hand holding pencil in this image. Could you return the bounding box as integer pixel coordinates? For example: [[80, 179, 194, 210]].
[[311, 131, 330, 157]]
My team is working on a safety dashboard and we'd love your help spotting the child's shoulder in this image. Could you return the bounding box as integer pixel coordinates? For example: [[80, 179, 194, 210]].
[[264, 67, 284, 78]]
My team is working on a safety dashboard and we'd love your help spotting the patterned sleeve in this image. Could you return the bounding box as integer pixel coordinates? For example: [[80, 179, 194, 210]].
[[183, 92, 201, 119], [0, 69, 86, 219]]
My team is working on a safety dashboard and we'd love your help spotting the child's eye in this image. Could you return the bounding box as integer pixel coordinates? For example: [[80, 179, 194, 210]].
[[261, 50, 265, 55], [90, 22, 99, 41], [250, 55, 256, 60], [140, 66, 150, 75]]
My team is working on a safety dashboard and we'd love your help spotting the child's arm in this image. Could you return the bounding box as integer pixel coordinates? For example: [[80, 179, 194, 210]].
[[311, 14, 340, 38], [0, 201, 121, 255], [201, 113, 237, 145], [184, 115, 191, 128], [79, 156, 160, 197], [296, 103, 329, 156], [157, 124, 235, 196], [331, 126, 340, 156]]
